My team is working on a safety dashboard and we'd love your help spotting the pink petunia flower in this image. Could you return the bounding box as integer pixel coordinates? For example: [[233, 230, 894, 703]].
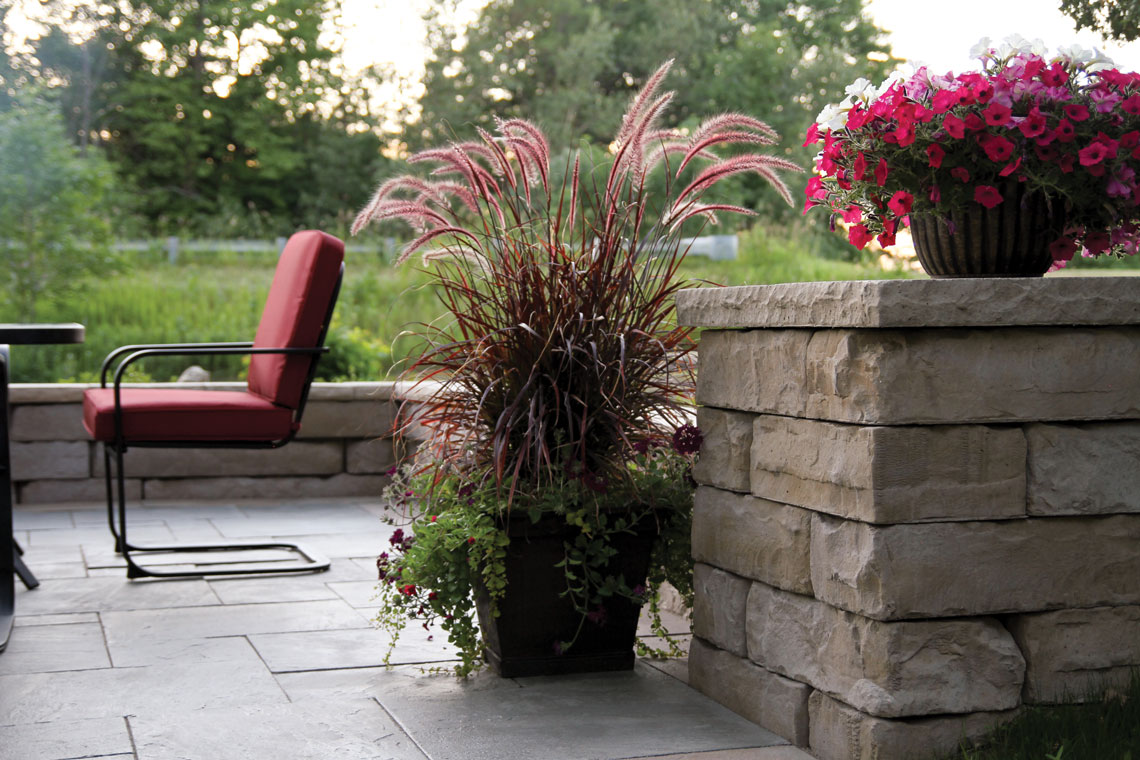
[[942, 114, 967, 139], [927, 143, 945, 168], [874, 157, 889, 186], [973, 185, 1004, 209], [981, 135, 1015, 162], [887, 190, 914, 216], [951, 166, 971, 183], [983, 103, 1013, 126], [847, 224, 874, 249], [1063, 104, 1090, 122], [1079, 142, 1109, 166]]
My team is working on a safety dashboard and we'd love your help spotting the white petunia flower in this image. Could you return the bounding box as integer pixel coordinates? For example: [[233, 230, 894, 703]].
[[970, 37, 993, 59], [844, 77, 873, 99], [1085, 47, 1117, 71], [815, 102, 849, 131]]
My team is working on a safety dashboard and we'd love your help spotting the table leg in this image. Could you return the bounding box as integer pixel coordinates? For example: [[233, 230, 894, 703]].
[[14, 540, 38, 590], [0, 345, 13, 651]]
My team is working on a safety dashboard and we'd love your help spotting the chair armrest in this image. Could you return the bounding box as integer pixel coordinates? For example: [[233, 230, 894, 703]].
[[108, 344, 330, 445], [100, 342, 254, 386]]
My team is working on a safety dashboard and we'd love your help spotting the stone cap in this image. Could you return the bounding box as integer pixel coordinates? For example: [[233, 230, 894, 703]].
[[676, 277, 1140, 329]]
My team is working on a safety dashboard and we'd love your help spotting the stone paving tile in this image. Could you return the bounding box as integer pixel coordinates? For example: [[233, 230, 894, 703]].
[[378, 662, 786, 760], [13, 612, 99, 627], [249, 625, 454, 673], [642, 748, 815, 760], [209, 506, 384, 539], [68, 505, 242, 528], [327, 579, 384, 609], [0, 622, 111, 675], [208, 562, 374, 606], [637, 608, 692, 636], [130, 698, 427, 760], [25, 524, 175, 547], [104, 634, 266, 669], [101, 599, 370, 666], [0, 716, 133, 759], [270, 531, 398, 559], [0, 658, 288, 725], [277, 663, 521, 704], [640, 651, 691, 685], [13, 510, 75, 530], [20, 561, 89, 580], [14, 576, 219, 616], [20, 544, 83, 564]]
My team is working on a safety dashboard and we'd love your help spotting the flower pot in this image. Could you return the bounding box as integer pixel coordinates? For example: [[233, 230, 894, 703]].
[[475, 512, 658, 678], [908, 184, 1067, 278]]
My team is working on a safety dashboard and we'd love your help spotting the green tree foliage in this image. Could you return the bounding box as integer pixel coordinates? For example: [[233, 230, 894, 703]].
[[0, 95, 117, 319], [1060, 0, 1140, 42], [410, 0, 894, 221], [8, 0, 388, 235]]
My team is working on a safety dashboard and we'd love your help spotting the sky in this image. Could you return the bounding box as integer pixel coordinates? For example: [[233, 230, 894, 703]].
[[341, 0, 1140, 83]]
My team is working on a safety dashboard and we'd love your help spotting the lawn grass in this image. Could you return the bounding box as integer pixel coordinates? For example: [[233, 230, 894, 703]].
[[2, 225, 910, 383], [946, 672, 1140, 760]]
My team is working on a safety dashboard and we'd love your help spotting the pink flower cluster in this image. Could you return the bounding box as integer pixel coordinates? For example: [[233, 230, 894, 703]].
[[804, 43, 1140, 265]]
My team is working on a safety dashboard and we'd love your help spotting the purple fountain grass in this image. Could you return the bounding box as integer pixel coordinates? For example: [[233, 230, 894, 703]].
[[352, 60, 800, 493]]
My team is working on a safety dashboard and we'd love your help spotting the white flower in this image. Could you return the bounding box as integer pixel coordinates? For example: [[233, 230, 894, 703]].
[[1057, 44, 1093, 65], [1085, 47, 1117, 71], [969, 37, 992, 59], [815, 102, 849, 131], [844, 77, 874, 99], [873, 73, 903, 99]]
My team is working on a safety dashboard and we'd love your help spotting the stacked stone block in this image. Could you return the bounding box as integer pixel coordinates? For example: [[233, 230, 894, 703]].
[[677, 278, 1140, 760], [8, 381, 411, 503]]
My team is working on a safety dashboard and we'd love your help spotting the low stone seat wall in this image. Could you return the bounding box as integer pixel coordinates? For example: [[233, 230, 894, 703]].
[[677, 277, 1140, 760], [9, 381, 406, 503]]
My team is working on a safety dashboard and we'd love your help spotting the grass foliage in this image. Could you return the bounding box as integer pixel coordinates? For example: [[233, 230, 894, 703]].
[[1, 225, 908, 384], [949, 672, 1140, 760]]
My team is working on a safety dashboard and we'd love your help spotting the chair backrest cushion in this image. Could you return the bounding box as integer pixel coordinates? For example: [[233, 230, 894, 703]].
[[248, 230, 345, 409]]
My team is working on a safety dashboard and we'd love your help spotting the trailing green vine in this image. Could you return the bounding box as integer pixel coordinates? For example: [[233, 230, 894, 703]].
[[374, 427, 699, 677]]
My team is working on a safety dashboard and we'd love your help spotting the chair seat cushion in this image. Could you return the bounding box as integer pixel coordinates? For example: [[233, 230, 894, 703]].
[[83, 388, 296, 443]]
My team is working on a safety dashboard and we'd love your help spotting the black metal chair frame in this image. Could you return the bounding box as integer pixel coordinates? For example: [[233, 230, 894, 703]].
[[98, 264, 343, 579]]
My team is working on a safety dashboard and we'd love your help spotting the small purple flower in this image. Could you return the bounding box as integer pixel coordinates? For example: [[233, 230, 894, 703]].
[[632, 439, 650, 456], [671, 424, 703, 456], [586, 605, 608, 626], [384, 465, 399, 477], [631, 584, 646, 597], [581, 471, 608, 494], [389, 529, 405, 548]]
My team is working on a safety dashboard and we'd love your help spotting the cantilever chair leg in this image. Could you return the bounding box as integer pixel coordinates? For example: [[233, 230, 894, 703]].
[[103, 442, 330, 580]]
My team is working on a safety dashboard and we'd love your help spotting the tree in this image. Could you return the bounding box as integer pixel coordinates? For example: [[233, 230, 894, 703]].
[[1060, 0, 1140, 42], [412, 0, 893, 154], [9, 0, 388, 233], [0, 95, 117, 320], [409, 0, 894, 223]]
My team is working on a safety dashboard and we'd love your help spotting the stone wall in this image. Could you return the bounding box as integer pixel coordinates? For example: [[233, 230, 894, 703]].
[[8, 382, 408, 504], [677, 277, 1140, 760]]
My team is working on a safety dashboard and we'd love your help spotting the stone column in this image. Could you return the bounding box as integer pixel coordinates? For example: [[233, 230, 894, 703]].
[[677, 277, 1140, 760]]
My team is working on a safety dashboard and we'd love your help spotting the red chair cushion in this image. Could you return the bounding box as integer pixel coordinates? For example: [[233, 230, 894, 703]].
[[247, 230, 344, 409], [83, 388, 296, 443]]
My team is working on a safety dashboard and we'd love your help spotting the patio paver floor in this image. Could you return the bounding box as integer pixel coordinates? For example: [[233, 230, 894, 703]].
[[3, 498, 813, 760]]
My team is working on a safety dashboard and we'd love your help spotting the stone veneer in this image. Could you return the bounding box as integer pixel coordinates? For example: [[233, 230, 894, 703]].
[[677, 277, 1140, 760], [8, 381, 413, 503]]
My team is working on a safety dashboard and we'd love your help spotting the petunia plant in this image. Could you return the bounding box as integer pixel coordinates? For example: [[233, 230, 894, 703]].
[[804, 36, 1140, 268]]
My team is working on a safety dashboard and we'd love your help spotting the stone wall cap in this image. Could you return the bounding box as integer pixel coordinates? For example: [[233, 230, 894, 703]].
[[676, 277, 1140, 329]]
